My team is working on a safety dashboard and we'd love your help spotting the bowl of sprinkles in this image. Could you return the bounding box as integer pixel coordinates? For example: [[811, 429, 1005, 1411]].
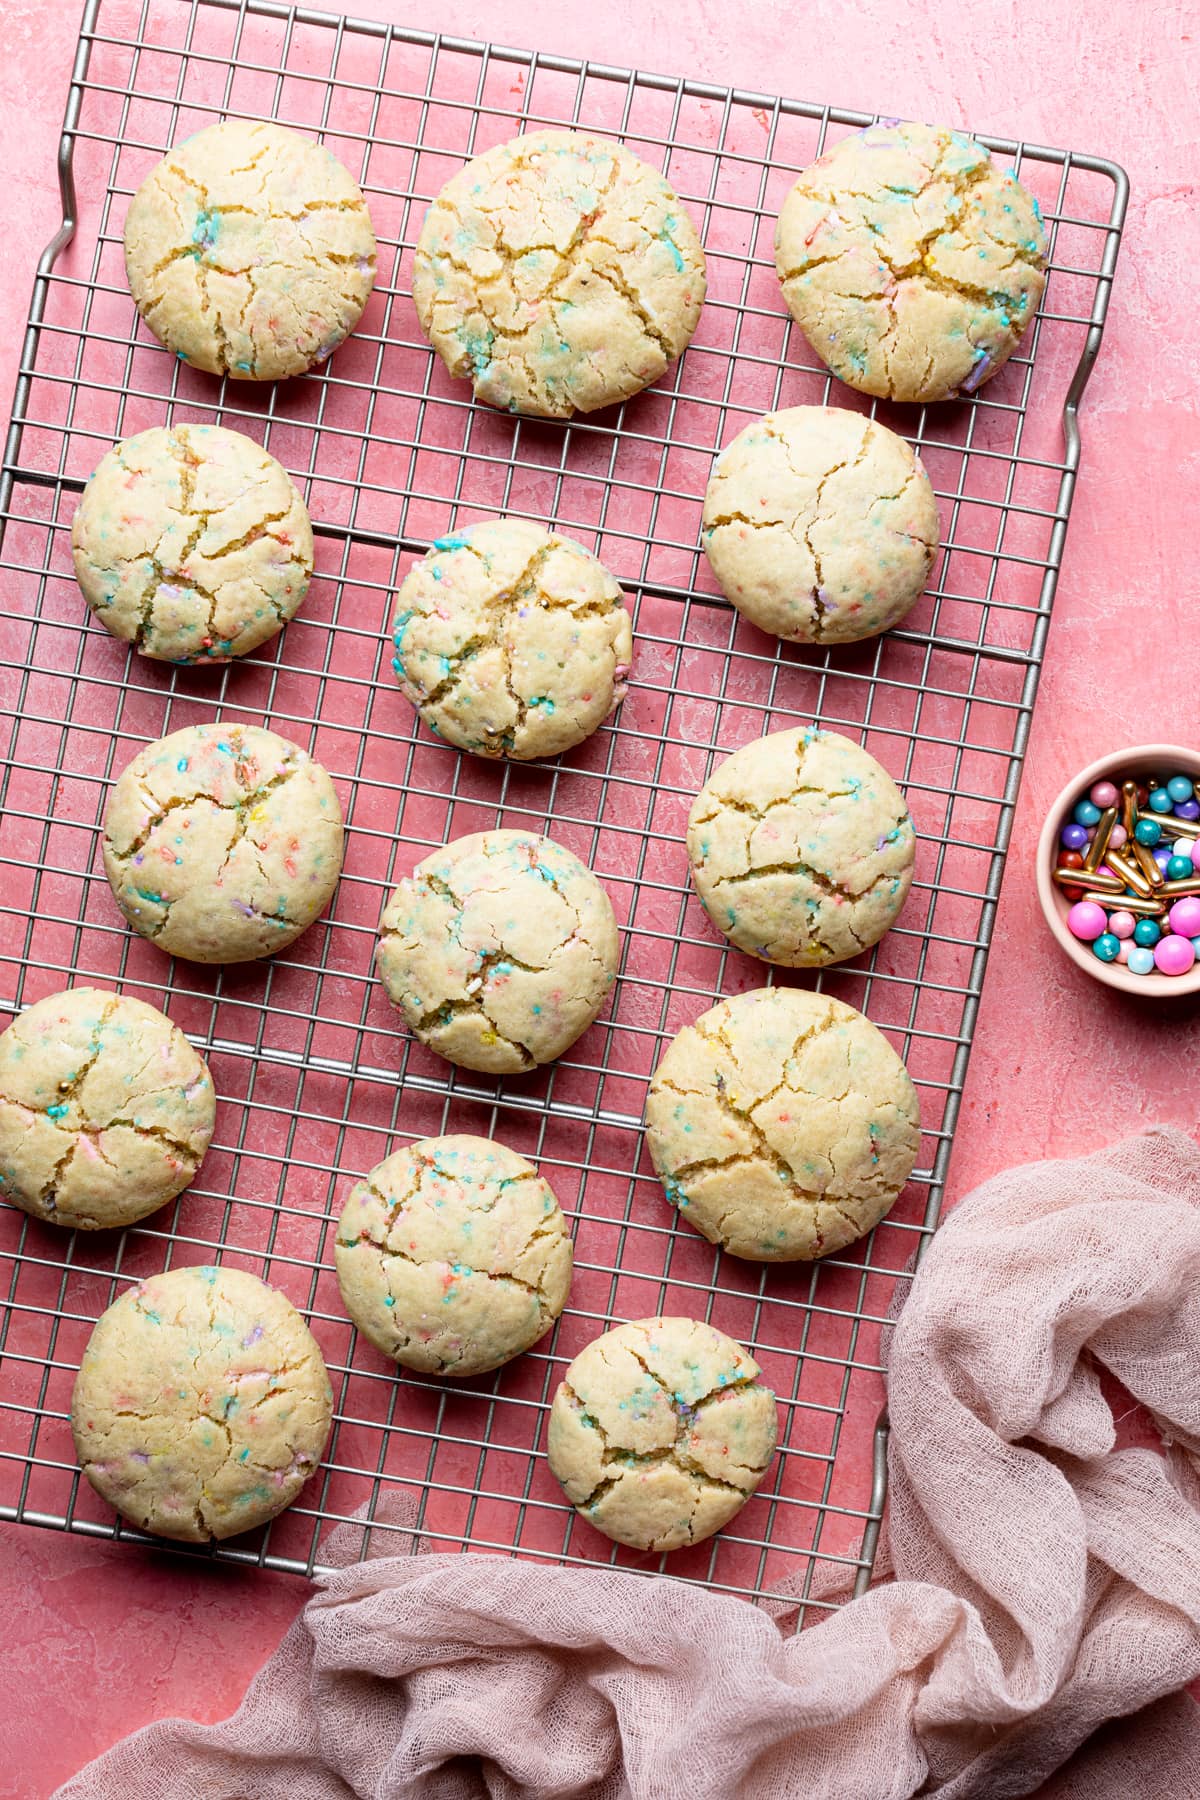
[[1036, 745, 1200, 997]]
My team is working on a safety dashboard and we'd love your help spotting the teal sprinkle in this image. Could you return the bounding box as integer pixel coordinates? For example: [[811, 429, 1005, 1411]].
[[239, 1447, 251, 1461], [175, 759, 189, 773], [384, 1295, 395, 1307], [660, 214, 685, 273], [45, 1102, 69, 1120], [432, 532, 473, 552], [392, 609, 415, 647], [192, 208, 219, 251], [135, 887, 166, 904], [143, 1309, 161, 1325]]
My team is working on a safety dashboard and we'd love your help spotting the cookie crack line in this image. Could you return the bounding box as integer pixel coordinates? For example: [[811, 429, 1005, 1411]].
[[655, 1011, 855, 1218], [403, 536, 623, 756], [782, 134, 1043, 373], [106, 750, 307, 865], [404, 994, 536, 1070]]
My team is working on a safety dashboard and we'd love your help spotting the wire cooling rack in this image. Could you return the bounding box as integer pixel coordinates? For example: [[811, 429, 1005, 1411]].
[[0, 0, 1127, 1623]]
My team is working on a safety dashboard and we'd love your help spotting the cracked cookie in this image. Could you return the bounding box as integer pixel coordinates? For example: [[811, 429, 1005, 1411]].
[[124, 118, 376, 381], [0, 988, 215, 1232], [775, 121, 1046, 403], [703, 407, 938, 644], [646, 986, 920, 1261], [688, 727, 915, 967], [547, 1316, 777, 1551], [376, 829, 619, 1074], [72, 423, 313, 664], [412, 130, 706, 419], [335, 1134, 573, 1377], [102, 722, 344, 963], [391, 518, 633, 760], [71, 1264, 332, 1542]]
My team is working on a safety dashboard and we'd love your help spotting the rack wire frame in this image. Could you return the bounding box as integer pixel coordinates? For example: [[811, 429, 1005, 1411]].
[[0, 0, 1127, 1624]]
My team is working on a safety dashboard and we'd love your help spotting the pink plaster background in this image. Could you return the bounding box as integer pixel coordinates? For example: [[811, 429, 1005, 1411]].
[[1, 0, 1197, 1792]]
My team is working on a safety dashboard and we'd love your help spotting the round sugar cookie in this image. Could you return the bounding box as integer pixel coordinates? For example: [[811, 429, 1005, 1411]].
[[72, 424, 313, 664], [775, 121, 1047, 402], [376, 830, 619, 1075], [391, 518, 633, 760], [645, 986, 920, 1261], [0, 988, 215, 1232], [71, 1264, 332, 1542], [702, 407, 938, 643], [412, 130, 706, 419], [335, 1134, 573, 1377], [687, 727, 915, 967], [124, 119, 376, 380], [547, 1316, 778, 1552], [102, 722, 344, 964]]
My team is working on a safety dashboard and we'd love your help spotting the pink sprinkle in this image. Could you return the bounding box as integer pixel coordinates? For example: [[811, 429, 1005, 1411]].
[[1154, 934, 1196, 977]]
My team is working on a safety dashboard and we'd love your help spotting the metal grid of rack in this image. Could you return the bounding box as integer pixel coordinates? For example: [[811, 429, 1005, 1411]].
[[0, 0, 1126, 1623]]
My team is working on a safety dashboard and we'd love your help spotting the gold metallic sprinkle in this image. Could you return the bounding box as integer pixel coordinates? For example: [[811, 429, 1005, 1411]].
[[1162, 876, 1200, 897], [1083, 806, 1117, 871], [1129, 839, 1165, 887], [1053, 867, 1123, 893], [1121, 781, 1140, 837], [1108, 894, 1168, 916], [1106, 850, 1152, 898]]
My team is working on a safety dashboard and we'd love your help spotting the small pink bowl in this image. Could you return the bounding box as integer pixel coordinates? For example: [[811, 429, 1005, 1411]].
[[1036, 743, 1200, 999]]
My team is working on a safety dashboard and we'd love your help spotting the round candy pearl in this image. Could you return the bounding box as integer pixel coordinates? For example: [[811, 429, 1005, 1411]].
[[1127, 946, 1156, 976], [1108, 911, 1136, 939], [1134, 818, 1162, 846], [1154, 934, 1196, 976], [1109, 823, 1128, 850], [1150, 788, 1174, 814], [1192, 840, 1200, 870], [1168, 895, 1200, 938], [1167, 855, 1195, 880], [1116, 941, 1131, 964], [1167, 775, 1195, 803], [1067, 900, 1108, 942], [1153, 846, 1173, 870], [1061, 823, 1089, 851], [1172, 838, 1194, 858], [1073, 799, 1101, 827], [1133, 918, 1162, 948], [1092, 933, 1120, 963], [1090, 780, 1119, 808], [1175, 800, 1200, 821]]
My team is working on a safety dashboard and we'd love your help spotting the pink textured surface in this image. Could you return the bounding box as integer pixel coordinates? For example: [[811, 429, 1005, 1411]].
[[0, 1, 1195, 1794]]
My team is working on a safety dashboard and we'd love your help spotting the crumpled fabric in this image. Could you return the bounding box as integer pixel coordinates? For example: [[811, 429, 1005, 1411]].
[[55, 1127, 1200, 1799]]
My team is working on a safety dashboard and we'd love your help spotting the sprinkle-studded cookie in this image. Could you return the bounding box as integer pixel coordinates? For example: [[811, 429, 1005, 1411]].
[[124, 119, 376, 381], [687, 727, 915, 967], [71, 1265, 332, 1541], [645, 987, 920, 1261], [413, 130, 705, 418], [391, 518, 633, 761], [0, 988, 215, 1231], [775, 121, 1046, 403], [72, 424, 313, 664], [102, 723, 344, 964], [335, 1135, 573, 1377], [376, 830, 619, 1074], [547, 1316, 778, 1551]]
